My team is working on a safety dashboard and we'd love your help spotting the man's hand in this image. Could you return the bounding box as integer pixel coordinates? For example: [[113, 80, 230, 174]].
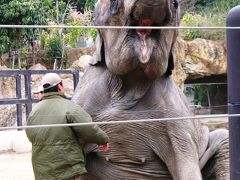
[[99, 143, 109, 152]]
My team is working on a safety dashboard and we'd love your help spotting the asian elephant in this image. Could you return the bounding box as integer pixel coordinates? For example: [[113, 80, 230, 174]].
[[72, 0, 229, 179]]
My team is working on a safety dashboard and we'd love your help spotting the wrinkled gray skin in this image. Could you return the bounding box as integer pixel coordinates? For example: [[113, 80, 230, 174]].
[[72, 0, 229, 179]]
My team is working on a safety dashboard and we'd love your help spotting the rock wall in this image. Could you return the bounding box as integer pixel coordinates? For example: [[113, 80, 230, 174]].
[[0, 66, 16, 98], [0, 66, 19, 126], [173, 37, 227, 89], [65, 46, 95, 68]]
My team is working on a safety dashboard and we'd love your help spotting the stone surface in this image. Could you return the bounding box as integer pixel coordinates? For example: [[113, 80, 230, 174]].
[[70, 55, 92, 72], [172, 38, 227, 89], [29, 63, 47, 94], [65, 46, 95, 68], [0, 66, 15, 98], [0, 66, 18, 127]]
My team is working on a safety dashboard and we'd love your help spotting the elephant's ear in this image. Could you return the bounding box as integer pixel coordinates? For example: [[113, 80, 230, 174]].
[[165, 51, 174, 76], [90, 32, 105, 65]]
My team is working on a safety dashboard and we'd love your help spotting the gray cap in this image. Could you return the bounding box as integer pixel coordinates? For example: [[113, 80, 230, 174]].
[[41, 73, 62, 90]]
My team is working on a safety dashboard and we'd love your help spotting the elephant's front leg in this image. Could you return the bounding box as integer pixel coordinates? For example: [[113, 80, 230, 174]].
[[167, 131, 202, 180], [167, 151, 202, 180]]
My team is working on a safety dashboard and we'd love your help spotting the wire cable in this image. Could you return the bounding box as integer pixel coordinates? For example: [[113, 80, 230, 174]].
[[0, 113, 237, 131], [0, 25, 240, 29]]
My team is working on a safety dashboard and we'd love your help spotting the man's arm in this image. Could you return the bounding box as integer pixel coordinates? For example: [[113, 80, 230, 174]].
[[66, 105, 109, 145]]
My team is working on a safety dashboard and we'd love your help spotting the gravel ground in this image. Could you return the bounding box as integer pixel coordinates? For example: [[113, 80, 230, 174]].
[[0, 152, 34, 180]]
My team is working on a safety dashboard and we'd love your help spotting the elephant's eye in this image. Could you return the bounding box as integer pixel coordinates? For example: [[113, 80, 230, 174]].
[[110, 0, 120, 15]]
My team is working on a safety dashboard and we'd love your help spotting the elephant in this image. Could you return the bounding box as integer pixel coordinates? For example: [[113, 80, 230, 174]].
[[72, 0, 229, 179]]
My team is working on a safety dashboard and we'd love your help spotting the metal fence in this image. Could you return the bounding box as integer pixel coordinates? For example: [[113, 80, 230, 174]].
[[0, 70, 79, 127]]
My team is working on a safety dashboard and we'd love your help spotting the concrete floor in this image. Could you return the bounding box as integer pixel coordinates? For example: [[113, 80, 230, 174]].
[[0, 152, 34, 180]]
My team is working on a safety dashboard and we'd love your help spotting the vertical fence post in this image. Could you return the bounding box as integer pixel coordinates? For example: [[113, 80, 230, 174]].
[[25, 70, 32, 117], [227, 5, 240, 179], [16, 74, 22, 128]]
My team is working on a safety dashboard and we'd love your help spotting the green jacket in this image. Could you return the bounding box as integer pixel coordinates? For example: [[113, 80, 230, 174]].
[[26, 92, 109, 180]]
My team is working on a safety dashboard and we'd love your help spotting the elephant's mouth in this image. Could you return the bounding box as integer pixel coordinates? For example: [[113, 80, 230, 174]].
[[129, 18, 161, 64], [129, 2, 169, 64]]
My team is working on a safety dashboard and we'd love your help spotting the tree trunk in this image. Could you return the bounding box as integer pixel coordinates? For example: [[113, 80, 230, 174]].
[[53, 59, 57, 70], [31, 41, 36, 65], [12, 51, 15, 69], [0, 54, 2, 66], [60, 34, 65, 69], [17, 49, 21, 69]]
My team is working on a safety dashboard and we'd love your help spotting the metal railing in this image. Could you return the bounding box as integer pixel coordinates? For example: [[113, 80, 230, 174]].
[[0, 70, 79, 127]]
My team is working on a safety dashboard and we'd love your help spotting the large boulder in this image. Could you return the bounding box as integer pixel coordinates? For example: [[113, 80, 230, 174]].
[[65, 46, 95, 68], [173, 37, 227, 88], [70, 55, 92, 72], [29, 63, 47, 92]]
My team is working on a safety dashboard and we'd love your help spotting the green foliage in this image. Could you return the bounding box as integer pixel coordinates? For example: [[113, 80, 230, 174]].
[[46, 32, 63, 63], [191, 85, 209, 106], [0, 0, 98, 68], [196, 0, 240, 12], [39, 31, 48, 49], [55, 1, 68, 24], [64, 20, 85, 48], [21, 46, 29, 57], [180, 0, 240, 40], [41, 0, 70, 23], [181, 12, 200, 40], [83, 0, 97, 11], [0, 0, 50, 53], [90, 28, 97, 41], [75, 0, 97, 11], [64, 10, 97, 48], [0, 29, 10, 55]]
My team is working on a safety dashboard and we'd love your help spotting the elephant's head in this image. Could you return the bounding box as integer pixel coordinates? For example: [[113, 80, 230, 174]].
[[91, 0, 180, 79]]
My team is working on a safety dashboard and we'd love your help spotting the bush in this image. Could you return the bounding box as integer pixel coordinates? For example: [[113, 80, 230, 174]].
[[21, 46, 29, 58], [64, 9, 97, 48], [46, 32, 62, 64], [180, 0, 240, 40], [39, 31, 48, 49]]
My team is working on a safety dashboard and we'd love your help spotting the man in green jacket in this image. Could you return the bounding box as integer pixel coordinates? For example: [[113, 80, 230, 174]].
[[26, 73, 109, 180]]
